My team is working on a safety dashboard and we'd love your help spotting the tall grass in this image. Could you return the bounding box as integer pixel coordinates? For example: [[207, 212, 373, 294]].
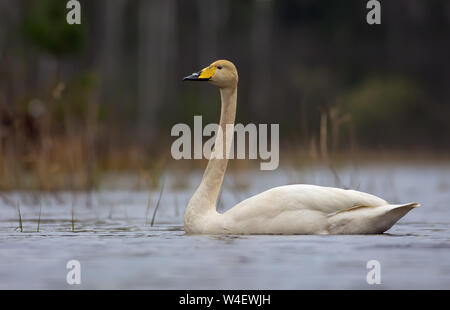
[[144, 192, 152, 226], [174, 194, 180, 217], [37, 201, 42, 232], [150, 178, 165, 227], [17, 202, 23, 232], [71, 202, 75, 232]]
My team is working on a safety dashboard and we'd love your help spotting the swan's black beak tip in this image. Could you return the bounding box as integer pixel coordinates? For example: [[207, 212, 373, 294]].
[[183, 73, 200, 81]]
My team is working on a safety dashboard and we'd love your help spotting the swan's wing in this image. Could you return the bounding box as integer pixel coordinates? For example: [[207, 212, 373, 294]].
[[326, 202, 419, 234], [219, 184, 418, 234], [223, 184, 388, 220]]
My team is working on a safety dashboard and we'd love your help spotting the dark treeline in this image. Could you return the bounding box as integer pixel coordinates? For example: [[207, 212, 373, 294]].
[[1, 0, 449, 162]]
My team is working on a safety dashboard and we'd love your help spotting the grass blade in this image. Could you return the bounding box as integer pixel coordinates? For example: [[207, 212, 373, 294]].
[[71, 202, 75, 232], [37, 201, 42, 232], [17, 202, 23, 232], [150, 179, 165, 227], [144, 192, 152, 226]]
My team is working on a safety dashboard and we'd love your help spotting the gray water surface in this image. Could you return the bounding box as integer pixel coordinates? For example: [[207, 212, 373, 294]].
[[1, 164, 450, 289]]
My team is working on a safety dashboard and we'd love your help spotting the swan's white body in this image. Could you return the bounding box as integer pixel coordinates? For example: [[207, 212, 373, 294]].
[[185, 184, 418, 235], [183, 60, 419, 235]]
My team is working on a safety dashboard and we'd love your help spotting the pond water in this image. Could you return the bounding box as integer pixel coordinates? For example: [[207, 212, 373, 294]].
[[1, 163, 450, 289]]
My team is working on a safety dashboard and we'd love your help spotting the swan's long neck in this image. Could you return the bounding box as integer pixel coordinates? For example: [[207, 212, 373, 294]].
[[185, 86, 237, 224]]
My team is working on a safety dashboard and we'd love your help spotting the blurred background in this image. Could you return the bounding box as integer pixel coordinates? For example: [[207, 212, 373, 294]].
[[1, 0, 449, 191]]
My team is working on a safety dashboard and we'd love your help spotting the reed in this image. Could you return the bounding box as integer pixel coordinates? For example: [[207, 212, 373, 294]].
[[150, 178, 165, 227], [71, 202, 75, 232], [174, 194, 180, 217], [144, 192, 152, 226], [37, 201, 42, 232], [17, 202, 23, 232]]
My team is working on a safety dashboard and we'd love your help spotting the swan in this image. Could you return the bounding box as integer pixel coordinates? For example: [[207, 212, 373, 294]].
[[182, 59, 419, 235]]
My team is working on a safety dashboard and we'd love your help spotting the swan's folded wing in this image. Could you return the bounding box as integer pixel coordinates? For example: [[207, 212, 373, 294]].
[[220, 184, 418, 234], [326, 202, 420, 234], [224, 184, 388, 221]]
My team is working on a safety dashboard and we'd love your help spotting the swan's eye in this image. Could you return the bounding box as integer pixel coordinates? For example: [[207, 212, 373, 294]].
[[217, 66, 223, 70]]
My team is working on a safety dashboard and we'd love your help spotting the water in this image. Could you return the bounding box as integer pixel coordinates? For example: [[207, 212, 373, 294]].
[[1, 163, 450, 289]]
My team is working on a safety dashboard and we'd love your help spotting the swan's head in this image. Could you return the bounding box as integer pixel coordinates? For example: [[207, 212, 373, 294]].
[[183, 60, 238, 88]]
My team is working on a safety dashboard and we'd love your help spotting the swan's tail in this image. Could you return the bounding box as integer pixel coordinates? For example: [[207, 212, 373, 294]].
[[327, 202, 420, 234], [380, 202, 420, 230]]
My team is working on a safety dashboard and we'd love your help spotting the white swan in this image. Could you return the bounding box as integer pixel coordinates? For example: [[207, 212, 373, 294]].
[[182, 59, 419, 235]]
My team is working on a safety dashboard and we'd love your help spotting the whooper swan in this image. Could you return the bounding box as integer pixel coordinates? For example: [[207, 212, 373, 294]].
[[182, 59, 419, 235]]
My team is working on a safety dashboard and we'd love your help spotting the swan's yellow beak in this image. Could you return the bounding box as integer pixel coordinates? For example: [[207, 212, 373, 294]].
[[183, 66, 216, 81]]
